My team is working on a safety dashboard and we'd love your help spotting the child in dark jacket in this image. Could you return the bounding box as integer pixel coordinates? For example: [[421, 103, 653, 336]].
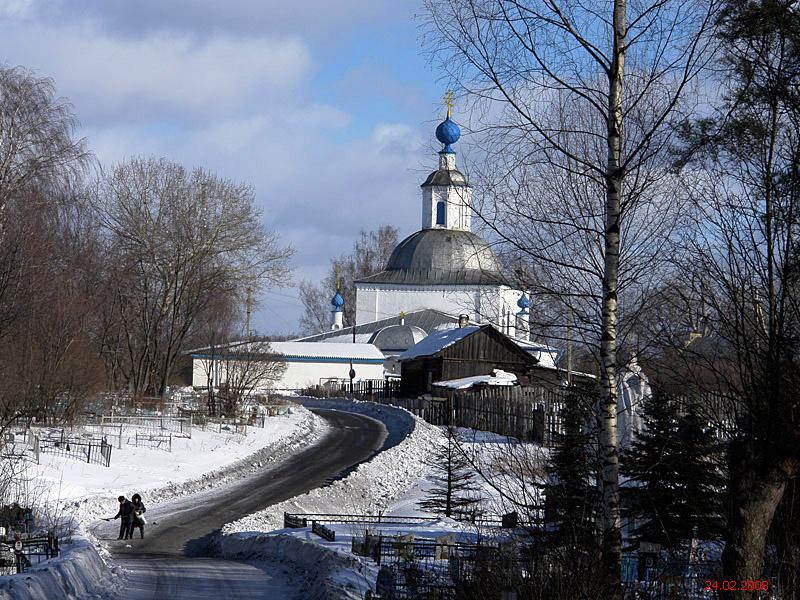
[[113, 496, 133, 540], [128, 493, 147, 539]]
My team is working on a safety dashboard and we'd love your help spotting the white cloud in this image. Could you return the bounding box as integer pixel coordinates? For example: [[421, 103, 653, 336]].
[[0, 0, 34, 18], [372, 123, 419, 151], [0, 22, 310, 122], [23, 0, 403, 39]]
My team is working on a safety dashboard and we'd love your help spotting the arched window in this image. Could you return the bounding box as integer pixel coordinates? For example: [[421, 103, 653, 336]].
[[436, 201, 446, 225]]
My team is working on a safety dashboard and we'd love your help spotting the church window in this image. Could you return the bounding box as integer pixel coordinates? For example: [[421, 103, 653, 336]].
[[436, 201, 446, 225]]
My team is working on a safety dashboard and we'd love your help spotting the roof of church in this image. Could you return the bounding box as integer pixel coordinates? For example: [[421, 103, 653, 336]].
[[421, 168, 468, 187], [293, 309, 460, 343], [355, 228, 505, 286]]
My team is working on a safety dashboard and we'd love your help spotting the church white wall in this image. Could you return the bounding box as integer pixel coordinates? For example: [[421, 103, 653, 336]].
[[192, 358, 384, 391], [422, 187, 434, 229], [421, 186, 473, 231], [448, 186, 472, 231], [355, 284, 525, 328]]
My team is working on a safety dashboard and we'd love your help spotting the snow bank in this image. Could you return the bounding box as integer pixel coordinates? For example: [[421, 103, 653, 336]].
[[220, 533, 370, 600], [0, 534, 120, 600], [223, 399, 441, 534]]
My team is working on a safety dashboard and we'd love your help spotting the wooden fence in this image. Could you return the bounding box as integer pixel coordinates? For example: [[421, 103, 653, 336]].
[[306, 380, 581, 446]]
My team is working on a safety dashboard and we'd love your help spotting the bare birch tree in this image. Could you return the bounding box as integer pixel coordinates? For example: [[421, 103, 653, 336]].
[[94, 157, 293, 398], [0, 66, 92, 432], [423, 0, 720, 589], [0, 66, 88, 210]]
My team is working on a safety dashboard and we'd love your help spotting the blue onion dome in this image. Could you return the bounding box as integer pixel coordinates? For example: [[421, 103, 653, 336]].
[[517, 292, 531, 311], [435, 117, 461, 153], [331, 291, 345, 310]]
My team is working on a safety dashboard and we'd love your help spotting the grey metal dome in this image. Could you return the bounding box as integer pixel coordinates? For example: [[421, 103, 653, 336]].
[[356, 229, 504, 285], [421, 168, 468, 187], [368, 324, 427, 353]]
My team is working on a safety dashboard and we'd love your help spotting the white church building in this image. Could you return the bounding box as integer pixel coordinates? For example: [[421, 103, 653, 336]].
[[353, 108, 524, 335]]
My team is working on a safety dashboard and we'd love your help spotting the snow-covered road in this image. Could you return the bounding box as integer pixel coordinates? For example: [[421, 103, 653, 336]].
[[96, 409, 388, 600], [116, 558, 295, 599]]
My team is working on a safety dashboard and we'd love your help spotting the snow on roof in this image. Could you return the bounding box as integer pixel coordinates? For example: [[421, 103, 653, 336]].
[[398, 325, 480, 360], [513, 338, 562, 368], [191, 340, 385, 362], [267, 342, 385, 361], [433, 370, 518, 390], [312, 333, 374, 344]]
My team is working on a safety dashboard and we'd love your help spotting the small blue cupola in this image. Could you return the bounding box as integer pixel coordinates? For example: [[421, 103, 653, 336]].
[[435, 117, 461, 154], [517, 292, 531, 315], [331, 291, 345, 312]]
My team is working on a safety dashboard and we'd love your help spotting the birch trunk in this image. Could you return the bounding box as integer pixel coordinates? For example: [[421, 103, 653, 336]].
[[599, 0, 626, 592]]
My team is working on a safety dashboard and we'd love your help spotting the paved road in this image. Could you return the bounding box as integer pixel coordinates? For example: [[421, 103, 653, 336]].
[[93, 409, 387, 600]]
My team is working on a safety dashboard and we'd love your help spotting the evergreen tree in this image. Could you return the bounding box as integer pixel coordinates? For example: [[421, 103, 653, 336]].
[[621, 392, 725, 551], [544, 390, 599, 550], [418, 427, 478, 519]]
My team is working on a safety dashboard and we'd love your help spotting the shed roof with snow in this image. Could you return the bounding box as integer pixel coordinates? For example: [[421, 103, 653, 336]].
[[399, 324, 540, 397]]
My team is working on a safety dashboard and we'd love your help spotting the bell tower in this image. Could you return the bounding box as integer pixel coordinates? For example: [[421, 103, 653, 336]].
[[421, 92, 472, 232]]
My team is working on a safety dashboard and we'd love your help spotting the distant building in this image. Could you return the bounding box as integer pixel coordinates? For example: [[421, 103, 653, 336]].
[[191, 341, 385, 391]]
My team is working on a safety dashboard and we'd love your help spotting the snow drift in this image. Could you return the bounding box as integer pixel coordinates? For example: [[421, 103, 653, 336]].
[[0, 535, 119, 600]]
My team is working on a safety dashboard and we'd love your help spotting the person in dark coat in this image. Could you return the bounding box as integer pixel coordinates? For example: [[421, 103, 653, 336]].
[[129, 493, 147, 539], [112, 495, 133, 540]]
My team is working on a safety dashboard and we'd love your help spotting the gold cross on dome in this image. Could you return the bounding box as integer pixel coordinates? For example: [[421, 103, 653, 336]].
[[443, 90, 455, 118]]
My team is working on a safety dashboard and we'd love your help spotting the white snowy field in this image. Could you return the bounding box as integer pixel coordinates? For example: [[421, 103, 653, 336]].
[[9, 404, 325, 529]]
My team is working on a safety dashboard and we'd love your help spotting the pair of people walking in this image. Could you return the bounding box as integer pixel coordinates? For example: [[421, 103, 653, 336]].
[[112, 493, 146, 540]]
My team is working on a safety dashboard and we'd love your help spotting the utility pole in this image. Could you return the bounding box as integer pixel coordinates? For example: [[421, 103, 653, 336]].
[[245, 287, 253, 339], [567, 303, 573, 387]]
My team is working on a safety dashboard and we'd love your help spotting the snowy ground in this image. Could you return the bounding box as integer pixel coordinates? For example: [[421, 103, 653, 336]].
[[390, 426, 548, 521], [36, 406, 325, 527], [0, 398, 546, 599], [0, 403, 327, 600]]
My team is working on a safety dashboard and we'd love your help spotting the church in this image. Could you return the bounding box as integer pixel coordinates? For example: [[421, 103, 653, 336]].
[[192, 105, 548, 393], [343, 105, 527, 338]]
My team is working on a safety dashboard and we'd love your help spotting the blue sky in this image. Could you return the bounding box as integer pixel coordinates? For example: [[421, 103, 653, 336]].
[[0, 0, 450, 334]]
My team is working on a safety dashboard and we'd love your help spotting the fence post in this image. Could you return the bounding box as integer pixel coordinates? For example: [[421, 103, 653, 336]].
[[87, 442, 91, 463]]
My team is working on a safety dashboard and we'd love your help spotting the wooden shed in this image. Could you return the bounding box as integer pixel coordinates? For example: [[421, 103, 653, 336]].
[[399, 324, 542, 397]]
